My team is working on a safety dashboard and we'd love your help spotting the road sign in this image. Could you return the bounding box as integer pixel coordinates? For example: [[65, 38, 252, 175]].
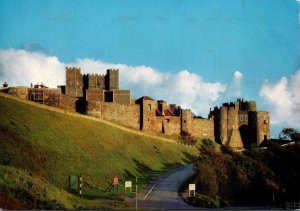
[[189, 184, 196, 197], [113, 176, 119, 185], [125, 181, 132, 188], [69, 175, 78, 191], [125, 181, 132, 192], [189, 184, 195, 191]]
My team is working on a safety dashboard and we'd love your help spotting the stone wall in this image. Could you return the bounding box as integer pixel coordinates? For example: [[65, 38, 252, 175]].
[[8, 87, 28, 99], [191, 118, 214, 139], [162, 116, 181, 135], [113, 90, 130, 104], [85, 101, 102, 117], [88, 74, 105, 89], [28, 88, 61, 107], [60, 94, 78, 112], [86, 89, 104, 102], [86, 102, 140, 130]]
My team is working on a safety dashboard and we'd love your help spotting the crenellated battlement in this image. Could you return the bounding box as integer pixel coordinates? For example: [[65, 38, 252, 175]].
[[66, 67, 81, 71], [107, 69, 119, 72]]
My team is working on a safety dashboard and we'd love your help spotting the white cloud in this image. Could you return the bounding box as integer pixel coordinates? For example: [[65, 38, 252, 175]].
[[233, 70, 243, 80], [260, 71, 300, 129], [0, 48, 242, 117], [219, 70, 243, 100], [0, 49, 65, 87]]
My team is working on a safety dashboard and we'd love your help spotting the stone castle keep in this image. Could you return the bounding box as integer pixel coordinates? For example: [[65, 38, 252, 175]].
[[5, 67, 270, 149]]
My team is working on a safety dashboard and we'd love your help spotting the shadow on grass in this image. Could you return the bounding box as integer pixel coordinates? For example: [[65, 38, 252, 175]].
[[123, 169, 135, 179], [132, 158, 152, 173], [83, 151, 199, 200], [181, 151, 198, 163]]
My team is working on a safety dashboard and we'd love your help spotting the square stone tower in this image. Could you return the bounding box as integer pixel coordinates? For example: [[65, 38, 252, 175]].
[[65, 67, 83, 97], [106, 69, 119, 90]]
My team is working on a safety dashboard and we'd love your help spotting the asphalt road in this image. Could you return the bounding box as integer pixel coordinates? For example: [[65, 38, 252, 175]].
[[137, 164, 198, 210]]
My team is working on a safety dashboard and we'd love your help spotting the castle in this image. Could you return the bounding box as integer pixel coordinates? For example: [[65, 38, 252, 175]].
[[209, 99, 270, 149], [4, 67, 270, 149]]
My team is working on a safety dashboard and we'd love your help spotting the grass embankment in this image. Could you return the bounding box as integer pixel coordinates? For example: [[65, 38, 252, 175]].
[[0, 96, 198, 209]]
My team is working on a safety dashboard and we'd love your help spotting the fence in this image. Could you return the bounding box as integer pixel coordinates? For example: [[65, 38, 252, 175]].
[[285, 202, 300, 210]]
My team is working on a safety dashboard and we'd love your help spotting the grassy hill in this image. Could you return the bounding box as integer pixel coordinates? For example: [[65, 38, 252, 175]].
[[0, 94, 199, 209]]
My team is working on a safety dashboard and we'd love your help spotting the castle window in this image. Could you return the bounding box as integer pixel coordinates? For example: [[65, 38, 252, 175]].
[[184, 120, 186, 123], [148, 118, 150, 122], [148, 104, 151, 110], [167, 119, 170, 122]]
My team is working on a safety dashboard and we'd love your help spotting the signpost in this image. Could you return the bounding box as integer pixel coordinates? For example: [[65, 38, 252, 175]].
[[125, 181, 132, 192], [135, 177, 138, 210], [78, 175, 82, 198], [189, 184, 196, 197]]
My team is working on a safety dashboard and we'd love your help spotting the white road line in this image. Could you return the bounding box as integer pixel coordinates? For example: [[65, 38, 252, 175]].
[[142, 165, 186, 201]]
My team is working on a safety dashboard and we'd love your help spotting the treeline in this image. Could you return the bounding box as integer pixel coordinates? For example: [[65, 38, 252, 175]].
[[193, 140, 300, 207]]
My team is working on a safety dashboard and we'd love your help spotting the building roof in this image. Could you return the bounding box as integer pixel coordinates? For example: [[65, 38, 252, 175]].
[[164, 109, 174, 116], [137, 96, 154, 101]]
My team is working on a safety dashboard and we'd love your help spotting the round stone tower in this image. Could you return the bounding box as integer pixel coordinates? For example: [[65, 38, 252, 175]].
[[219, 107, 228, 145]]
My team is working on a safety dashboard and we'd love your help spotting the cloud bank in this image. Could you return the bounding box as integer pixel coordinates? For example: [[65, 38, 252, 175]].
[[0, 49, 65, 87], [0, 49, 229, 116], [260, 71, 300, 129]]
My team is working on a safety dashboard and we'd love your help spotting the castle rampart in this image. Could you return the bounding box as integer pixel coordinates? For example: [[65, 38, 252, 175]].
[[3, 66, 270, 149]]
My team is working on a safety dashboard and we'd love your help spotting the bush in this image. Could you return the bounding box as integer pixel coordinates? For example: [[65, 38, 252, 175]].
[[179, 131, 197, 146], [193, 144, 300, 206], [196, 161, 218, 198]]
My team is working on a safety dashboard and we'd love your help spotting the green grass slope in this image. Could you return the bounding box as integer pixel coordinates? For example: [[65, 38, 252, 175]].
[[0, 95, 198, 208]]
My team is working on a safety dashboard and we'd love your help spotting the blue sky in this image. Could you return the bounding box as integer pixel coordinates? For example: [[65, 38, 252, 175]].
[[0, 0, 299, 137]]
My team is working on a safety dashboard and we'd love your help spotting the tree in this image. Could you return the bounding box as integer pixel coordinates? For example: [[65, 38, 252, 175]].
[[278, 128, 298, 140], [196, 161, 219, 198], [291, 133, 300, 144]]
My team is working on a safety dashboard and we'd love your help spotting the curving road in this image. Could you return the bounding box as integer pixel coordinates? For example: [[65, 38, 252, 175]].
[[137, 164, 198, 210]]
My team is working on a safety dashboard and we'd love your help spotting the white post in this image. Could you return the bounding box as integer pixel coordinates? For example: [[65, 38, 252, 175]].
[[135, 177, 138, 210]]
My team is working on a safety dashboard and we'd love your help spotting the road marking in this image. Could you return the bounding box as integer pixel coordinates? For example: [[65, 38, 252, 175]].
[[143, 165, 187, 201], [143, 182, 160, 200]]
